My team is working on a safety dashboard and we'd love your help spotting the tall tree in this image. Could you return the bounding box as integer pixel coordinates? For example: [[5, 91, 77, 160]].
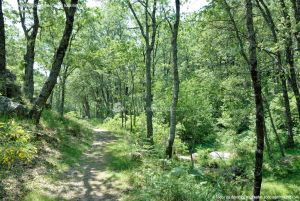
[[127, 0, 157, 143], [245, 0, 265, 199], [0, 0, 6, 96], [256, 0, 294, 148], [280, 0, 300, 127], [291, 0, 300, 49], [223, 0, 265, 197], [59, 27, 80, 118], [17, 0, 40, 101], [166, 0, 180, 158], [30, 0, 79, 123]]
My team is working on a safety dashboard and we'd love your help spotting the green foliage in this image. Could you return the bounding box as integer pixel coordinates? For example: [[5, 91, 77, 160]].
[[177, 71, 218, 145], [128, 167, 219, 201], [0, 120, 37, 167]]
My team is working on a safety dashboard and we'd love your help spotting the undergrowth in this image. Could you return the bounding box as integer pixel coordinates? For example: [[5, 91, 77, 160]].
[[101, 115, 300, 201], [0, 110, 93, 200]]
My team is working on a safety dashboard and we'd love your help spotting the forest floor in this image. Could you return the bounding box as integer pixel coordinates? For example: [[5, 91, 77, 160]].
[[36, 129, 127, 200], [1, 113, 299, 200], [23, 127, 129, 201]]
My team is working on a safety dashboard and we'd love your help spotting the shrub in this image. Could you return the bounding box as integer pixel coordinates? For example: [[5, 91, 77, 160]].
[[128, 165, 221, 201], [0, 121, 37, 167]]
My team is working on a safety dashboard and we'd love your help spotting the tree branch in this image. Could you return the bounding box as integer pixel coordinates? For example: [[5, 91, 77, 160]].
[[127, 0, 147, 40]]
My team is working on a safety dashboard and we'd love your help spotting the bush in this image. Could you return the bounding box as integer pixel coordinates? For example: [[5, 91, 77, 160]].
[[0, 120, 37, 167]]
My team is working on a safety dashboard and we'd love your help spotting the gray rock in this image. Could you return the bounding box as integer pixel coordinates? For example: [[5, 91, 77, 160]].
[[209, 151, 233, 160], [0, 96, 27, 116], [0, 70, 21, 98]]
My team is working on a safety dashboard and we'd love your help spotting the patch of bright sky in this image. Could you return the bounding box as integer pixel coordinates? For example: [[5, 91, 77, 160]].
[[9, 0, 209, 14], [87, 0, 209, 13]]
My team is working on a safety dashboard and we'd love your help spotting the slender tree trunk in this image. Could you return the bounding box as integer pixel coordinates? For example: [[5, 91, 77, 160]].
[[83, 95, 90, 118], [127, 0, 157, 143], [263, 120, 272, 160], [166, 0, 180, 158], [49, 90, 54, 109], [291, 0, 300, 49], [256, 0, 295, 149], [24, 39, 36, 101], [280, 0, 300, 128], [264, 97, 285, 157], [145, 48, 153, 142], [0, 0, 6, 96], [245, 0, 265, 199], [59, 72, 67, 118], [29, 0, 78, 123], [130, 69, 135, 131], [18, 0, 40, 101]]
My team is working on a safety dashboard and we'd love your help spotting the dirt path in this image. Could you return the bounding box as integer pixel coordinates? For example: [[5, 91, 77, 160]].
[[40, 129, 126, 201]]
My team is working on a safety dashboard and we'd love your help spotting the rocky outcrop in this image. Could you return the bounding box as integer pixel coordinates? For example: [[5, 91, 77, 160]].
[[0, 70, 21, 99], [0, 96, 27, 116]]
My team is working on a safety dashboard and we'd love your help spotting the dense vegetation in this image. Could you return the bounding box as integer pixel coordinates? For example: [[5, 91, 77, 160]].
[[0, 0, 300, 200]]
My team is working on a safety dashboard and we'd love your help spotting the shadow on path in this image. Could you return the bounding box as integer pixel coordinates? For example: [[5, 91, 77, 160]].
[[41, 129, 125, 201]]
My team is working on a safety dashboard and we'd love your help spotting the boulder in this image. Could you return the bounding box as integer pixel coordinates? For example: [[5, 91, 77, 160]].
[[0, 96, 27, 116], [177, 153, 198, 161], [0, 70, 21, 99], [130, 152, 143, 161], [209, 151, 233, 160]]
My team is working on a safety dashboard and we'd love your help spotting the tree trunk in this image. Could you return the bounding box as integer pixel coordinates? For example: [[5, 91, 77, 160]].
[[263, 120, 272, 160], [29, 0, 78, 123], [166, 0, 180, 159], [0, 0, 6, 96], [256, 0, 294, 149], [83, 96, 90, 119], [0, 0, 5, 73], [130, 69, 135, 132], [127, 0, 157, 143], [291, 0, 300, 49], [59, 72, 67, 118], [280, 0, 300, 128], [18, 0, 40, 101], [145, 48, 153, 142], [49, 90, 54, 109], [264, 97, 285, 157], [245, 0, 265, 199]]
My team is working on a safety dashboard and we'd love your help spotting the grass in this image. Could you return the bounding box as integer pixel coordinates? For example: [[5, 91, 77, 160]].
[[0, 110, 94, 200], [100, 117, 300, 200], [24, 192, 66, 201], [104, 137, 142, 172], [2, 113, 299, 200]]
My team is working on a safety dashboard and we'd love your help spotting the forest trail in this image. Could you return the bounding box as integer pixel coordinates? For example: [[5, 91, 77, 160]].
[[41, 129, 126, 201]]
